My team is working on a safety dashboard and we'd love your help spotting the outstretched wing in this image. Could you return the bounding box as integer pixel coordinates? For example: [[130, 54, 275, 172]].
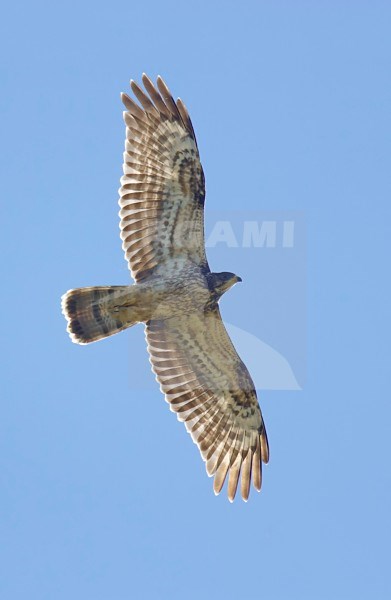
[[146, 307, 269, 502], [119, 74, 208, 282]]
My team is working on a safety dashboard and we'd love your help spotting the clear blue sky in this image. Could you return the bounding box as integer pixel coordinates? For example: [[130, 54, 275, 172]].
[[2, 2, 390, 599]]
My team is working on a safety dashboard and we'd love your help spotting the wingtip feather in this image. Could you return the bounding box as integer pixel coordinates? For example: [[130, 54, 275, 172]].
[[252, 442, 262, 491], [227, 454, 242, 502], [261, 429, 270, 464], [240, 449, 252, 501]]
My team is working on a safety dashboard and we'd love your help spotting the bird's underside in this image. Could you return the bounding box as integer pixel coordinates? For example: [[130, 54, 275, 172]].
[[61, 74, 269, 502]]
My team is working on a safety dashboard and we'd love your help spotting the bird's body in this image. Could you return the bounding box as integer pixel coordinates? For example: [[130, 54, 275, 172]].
[[62, 75, 269, 501]]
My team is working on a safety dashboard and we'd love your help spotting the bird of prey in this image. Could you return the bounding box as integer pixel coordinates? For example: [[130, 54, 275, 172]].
[[61, 74, 269, 502]]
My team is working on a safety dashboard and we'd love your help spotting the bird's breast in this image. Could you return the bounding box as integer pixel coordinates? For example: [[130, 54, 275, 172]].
[[139, 264, 211, 320]]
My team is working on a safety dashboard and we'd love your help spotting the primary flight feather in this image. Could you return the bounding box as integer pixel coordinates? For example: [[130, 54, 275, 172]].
[[61, 74, 269, 502]]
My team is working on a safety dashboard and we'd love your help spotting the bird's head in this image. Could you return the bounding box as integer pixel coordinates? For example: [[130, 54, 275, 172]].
[[207, 271, 242, 298]]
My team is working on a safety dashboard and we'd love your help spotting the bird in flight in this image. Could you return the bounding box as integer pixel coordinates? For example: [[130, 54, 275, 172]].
[[61, 74, 269, 502]]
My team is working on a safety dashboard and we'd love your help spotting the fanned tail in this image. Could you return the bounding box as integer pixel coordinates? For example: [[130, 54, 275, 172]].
[[61, 285, 141, 344]]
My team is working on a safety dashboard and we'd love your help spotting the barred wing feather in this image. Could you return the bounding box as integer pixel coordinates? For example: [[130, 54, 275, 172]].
[[146, 307, 269, 502], [119, 74, 208, 282]]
